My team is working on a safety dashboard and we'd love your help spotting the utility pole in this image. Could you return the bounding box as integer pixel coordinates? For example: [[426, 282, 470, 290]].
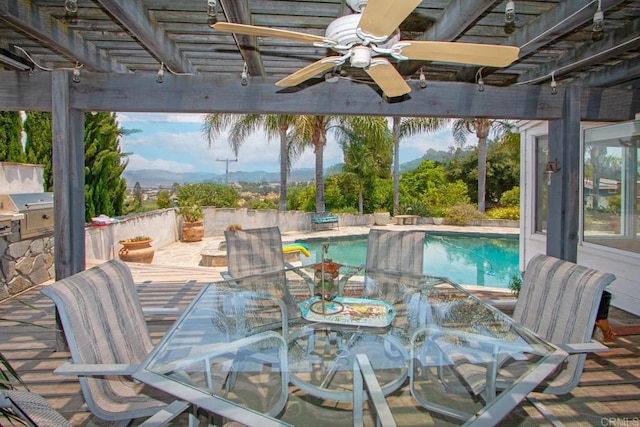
[[216, 158, 237, 185]]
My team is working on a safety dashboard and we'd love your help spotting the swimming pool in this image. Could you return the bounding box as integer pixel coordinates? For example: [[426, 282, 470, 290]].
[[298, 232, 520, 289]]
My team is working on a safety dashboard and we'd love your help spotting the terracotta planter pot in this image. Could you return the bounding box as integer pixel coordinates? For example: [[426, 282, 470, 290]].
[[118, 239, 154, 263], [182, 220, 204, 242]]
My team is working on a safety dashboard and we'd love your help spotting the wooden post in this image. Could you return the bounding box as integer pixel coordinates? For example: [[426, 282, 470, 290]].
[[52, 69, 86, 351], [546, 86, 581, 262]]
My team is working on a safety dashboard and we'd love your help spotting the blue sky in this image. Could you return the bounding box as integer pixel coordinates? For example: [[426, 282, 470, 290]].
[[116, 112, 457, 174]]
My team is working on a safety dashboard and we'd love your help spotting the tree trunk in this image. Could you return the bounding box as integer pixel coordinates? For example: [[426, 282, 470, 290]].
[[477, 135, 488, 212], [392, 117, 401, 216], [279, 127, 288, 212], [314, 134, 325, 213]]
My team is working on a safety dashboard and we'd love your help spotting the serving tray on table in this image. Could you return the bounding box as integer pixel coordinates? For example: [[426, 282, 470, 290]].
[[300, 296, 396, 327]]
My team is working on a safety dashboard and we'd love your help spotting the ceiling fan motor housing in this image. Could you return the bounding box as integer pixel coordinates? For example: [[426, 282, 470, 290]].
[[325, 14, 400, 55]]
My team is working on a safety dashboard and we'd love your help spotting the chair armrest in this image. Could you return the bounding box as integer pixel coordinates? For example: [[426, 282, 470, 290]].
[[54, 361, 138, 376], [284, 263, 315, 294], [142, 307, 184, 316], [337, 264, 365, 296], [138, 400, 191, 426], [556, 340, 609, 354], [486, 299, 517, 307]]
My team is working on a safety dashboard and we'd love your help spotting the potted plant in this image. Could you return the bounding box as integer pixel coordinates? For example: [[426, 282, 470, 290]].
[[177, 203, 204, 242], [118, 236, 154, 263], [430, 207, 448, 225], [373, 209, 390, 226]]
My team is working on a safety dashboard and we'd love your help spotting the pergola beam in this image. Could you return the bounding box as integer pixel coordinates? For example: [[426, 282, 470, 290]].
[[520, 18, 640, 84], [95, 0, 195, 74], [218, 0, 266, 78], [0, 0, 127, 72], [1, 71, 638, 122]]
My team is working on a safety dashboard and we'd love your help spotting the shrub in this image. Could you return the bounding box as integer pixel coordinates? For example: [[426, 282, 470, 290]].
[[445, 203, 484, 224], [508, 273, 522, 297], [485, 206, 520, 220], [500, 186, 520, 207]]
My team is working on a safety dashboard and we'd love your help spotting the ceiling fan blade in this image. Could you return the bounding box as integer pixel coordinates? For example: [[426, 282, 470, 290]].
[[365, 58, 411, 98], [275, 58, 342, 87], [400, 41, 520, 67], [358, 0, 422, 38], [213, 22, 332, 44]]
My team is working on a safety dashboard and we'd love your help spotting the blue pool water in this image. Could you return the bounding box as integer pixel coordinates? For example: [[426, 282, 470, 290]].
[[298, 232, 520, 289]]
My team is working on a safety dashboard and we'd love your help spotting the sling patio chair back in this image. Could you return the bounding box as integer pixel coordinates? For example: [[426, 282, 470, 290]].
[[365, 228, 425, 275], [410, 253, 616, 423], [513, 253, 616, 395], [1, 389, 72, 427], [40, 259, 189, 426], [223, 226, 314, 315], [354, 229, 426, 303]]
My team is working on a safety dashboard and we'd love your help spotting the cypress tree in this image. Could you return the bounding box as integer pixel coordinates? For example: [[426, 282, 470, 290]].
[[84, 112, 127, 222], [0, 111, 26, 162], [24, 111, 53, 190]]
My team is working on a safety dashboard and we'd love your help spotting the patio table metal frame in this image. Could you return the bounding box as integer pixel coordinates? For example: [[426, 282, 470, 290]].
[[132, 266, 569, 427]]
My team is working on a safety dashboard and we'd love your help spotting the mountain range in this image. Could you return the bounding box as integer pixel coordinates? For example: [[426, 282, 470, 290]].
[[124, 149, 451, 188]]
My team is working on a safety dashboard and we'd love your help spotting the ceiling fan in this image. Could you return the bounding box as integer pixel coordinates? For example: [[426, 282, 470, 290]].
[[212, 0, 520, 98]]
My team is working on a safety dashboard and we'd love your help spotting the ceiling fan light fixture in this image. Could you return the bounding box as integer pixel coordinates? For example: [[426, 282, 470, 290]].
[[350, 46, 371, 68]]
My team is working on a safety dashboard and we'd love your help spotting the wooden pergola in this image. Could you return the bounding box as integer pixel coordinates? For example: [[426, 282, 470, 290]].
[[1, 0, 639, 280]]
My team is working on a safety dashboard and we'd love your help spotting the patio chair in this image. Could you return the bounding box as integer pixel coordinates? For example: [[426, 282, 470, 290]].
[[411, 253, 616, 423], [0, 389, 72, 427], [222, 226, 315, 311], [40, 259, 191, 426], [339, 229, 426, 302]]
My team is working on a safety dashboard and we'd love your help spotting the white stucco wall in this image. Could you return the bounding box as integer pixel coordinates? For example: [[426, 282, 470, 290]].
[[0, 162, 45, 193], [519, 120, 640, 316]]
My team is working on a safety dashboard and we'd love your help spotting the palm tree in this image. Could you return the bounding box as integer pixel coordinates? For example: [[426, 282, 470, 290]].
[[391, 117, 449, 215], [289, 115, 335, 213], [452, 119, 513, 212], [202, 114, 303, 211], [335, 116, 392, 214]]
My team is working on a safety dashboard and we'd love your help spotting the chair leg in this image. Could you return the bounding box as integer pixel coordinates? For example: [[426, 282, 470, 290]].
[[594, 319, 616, 343]]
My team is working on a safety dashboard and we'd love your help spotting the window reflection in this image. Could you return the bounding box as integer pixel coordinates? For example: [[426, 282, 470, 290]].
[[534, 135, 549, 234], [583, 120, 640, 253]]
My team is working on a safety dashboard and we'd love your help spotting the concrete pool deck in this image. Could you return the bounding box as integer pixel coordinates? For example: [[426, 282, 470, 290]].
[[151, 223, 520, 278]]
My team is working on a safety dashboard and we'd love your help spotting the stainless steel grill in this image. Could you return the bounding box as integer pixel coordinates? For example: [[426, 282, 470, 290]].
[[0, 192, 54, 239]]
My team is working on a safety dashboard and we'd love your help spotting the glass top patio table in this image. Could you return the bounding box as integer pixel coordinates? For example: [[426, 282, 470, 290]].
[[133, 266, 568, 427]]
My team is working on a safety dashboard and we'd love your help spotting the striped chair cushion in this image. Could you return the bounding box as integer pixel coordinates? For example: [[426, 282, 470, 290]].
[[512, 254, 616, 394], [365, 229, 425, 274], [41, 259, 168, 422]]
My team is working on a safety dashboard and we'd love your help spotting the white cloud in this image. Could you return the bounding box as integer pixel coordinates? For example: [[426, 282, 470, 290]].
[[117, 112, 206, 123], [117, 113, 456, 173], [126, 154, 197, 173]]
